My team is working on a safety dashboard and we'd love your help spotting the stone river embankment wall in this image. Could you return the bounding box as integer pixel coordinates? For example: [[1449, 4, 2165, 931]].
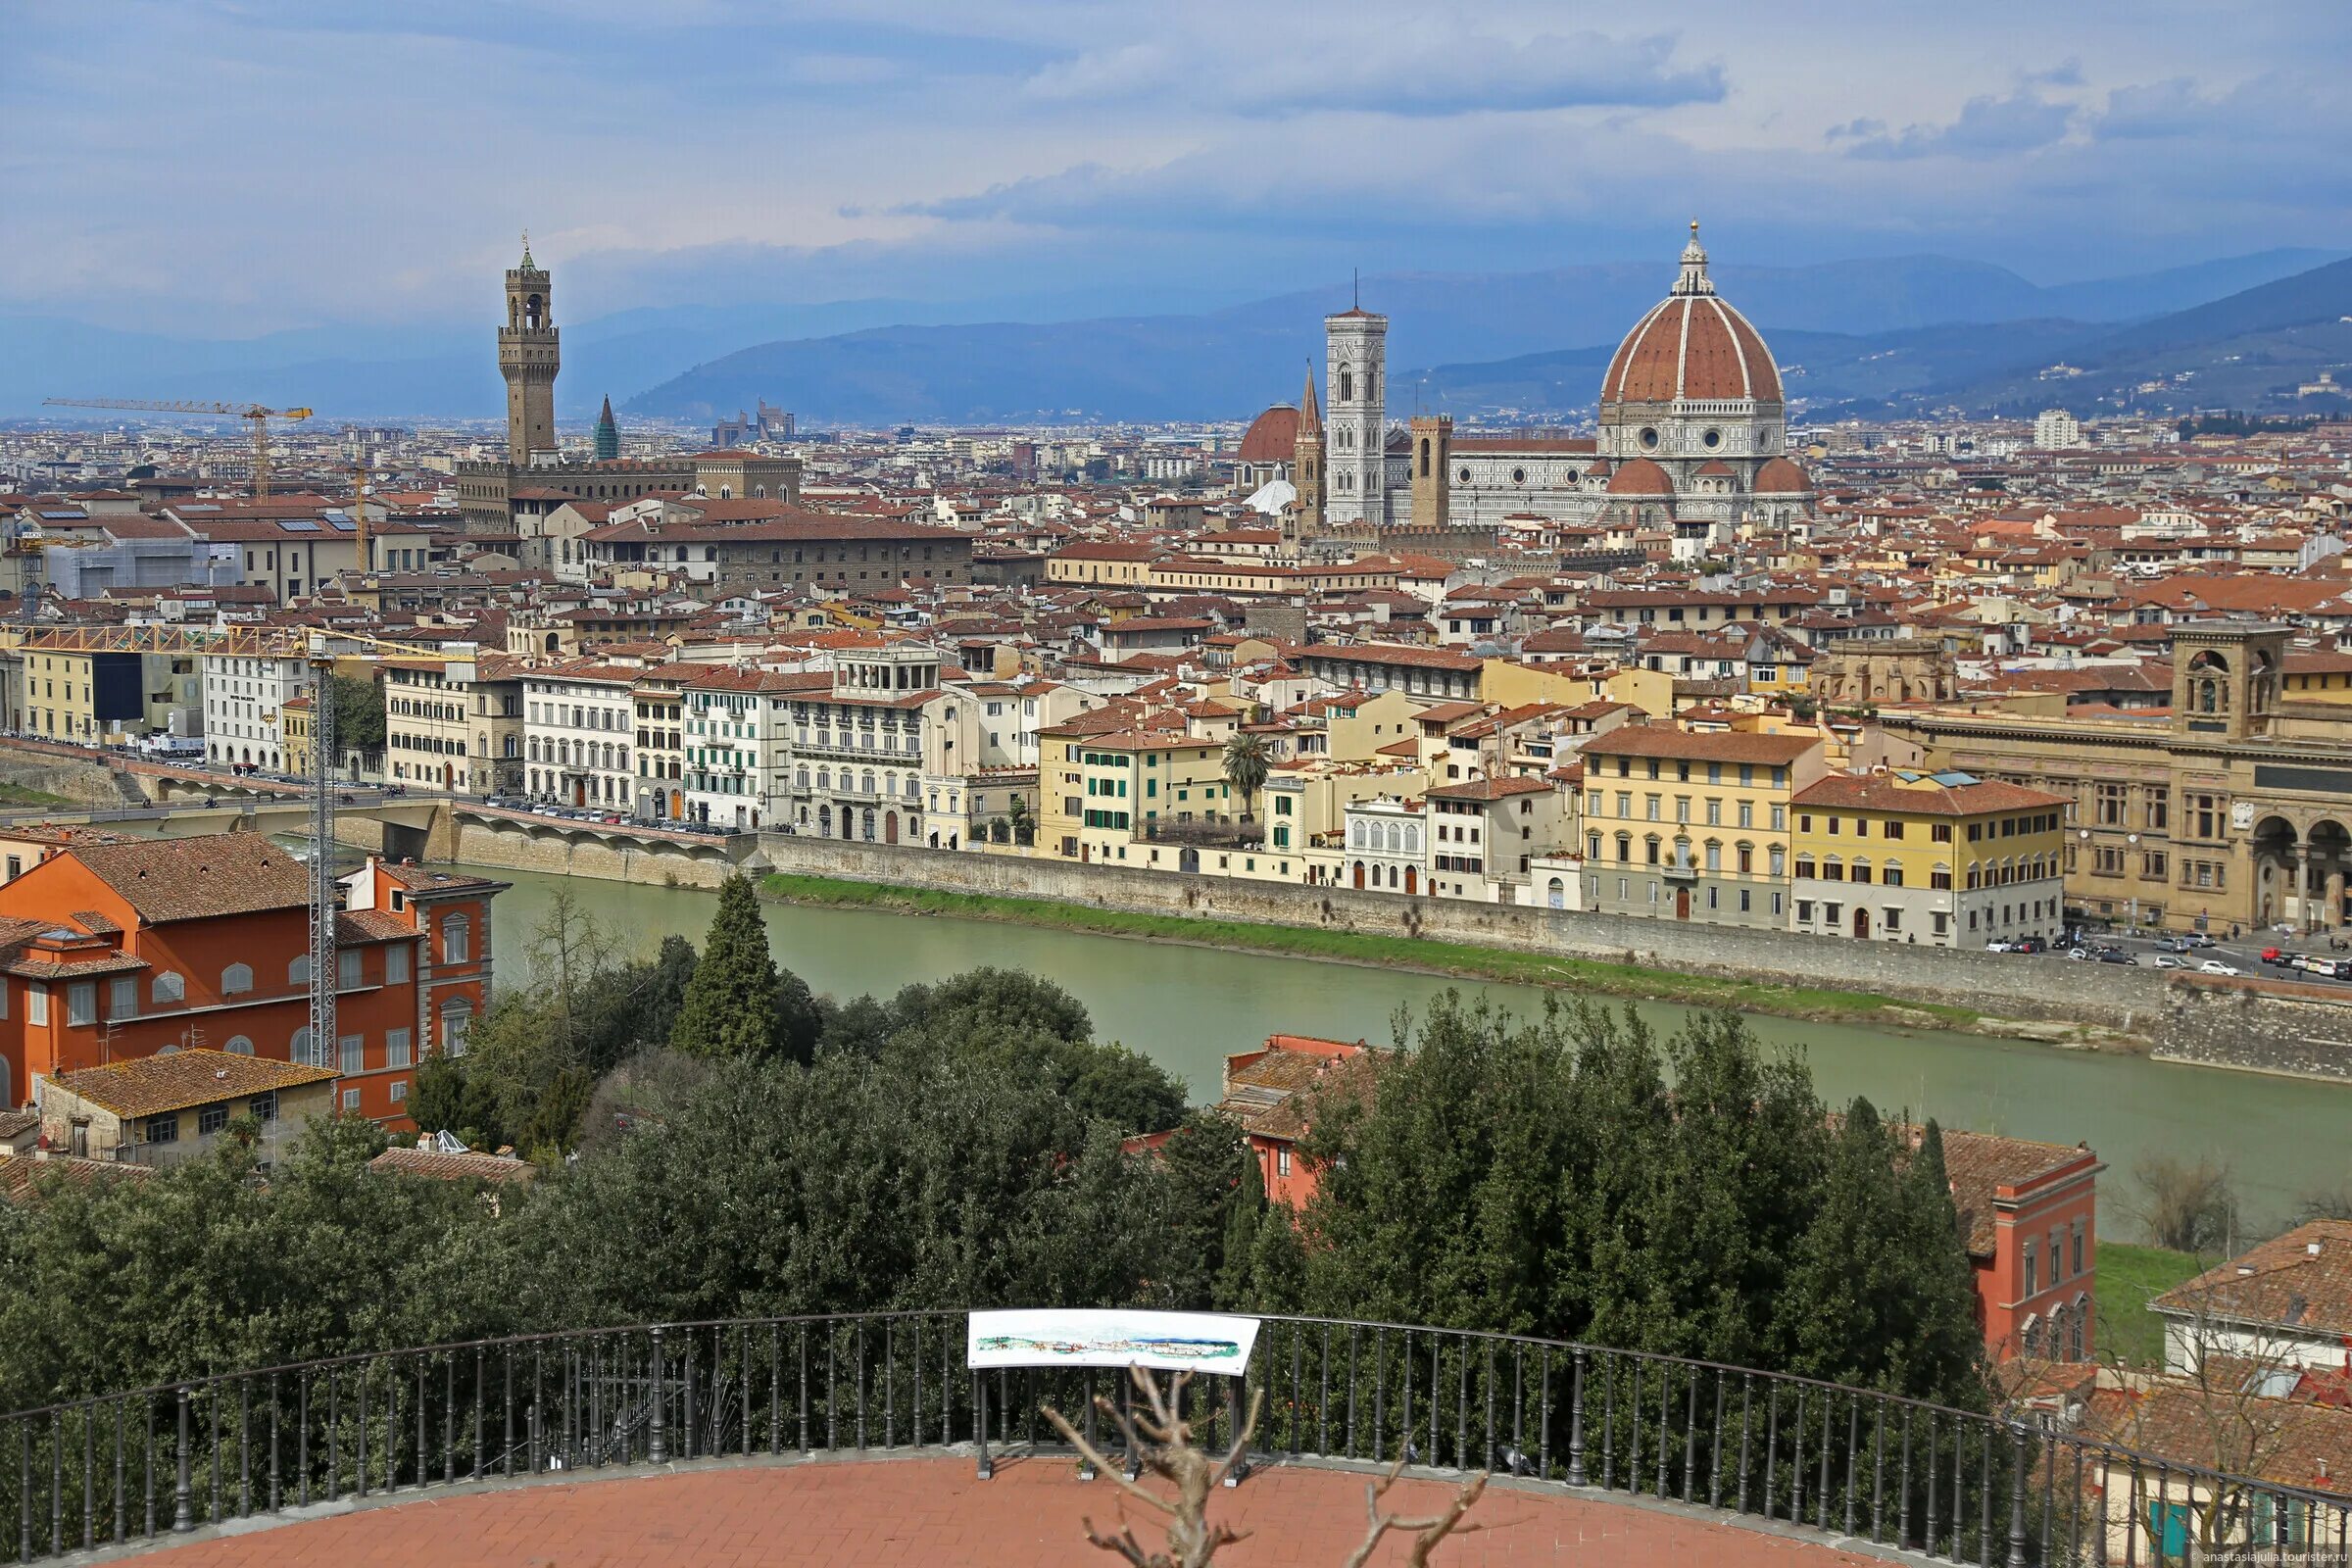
[[744, 831, 2170, 1030], [729, 832, 2352, 1082]]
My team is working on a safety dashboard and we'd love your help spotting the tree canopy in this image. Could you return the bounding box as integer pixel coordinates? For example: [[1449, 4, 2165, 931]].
[[0, 875, 1986, 1420]]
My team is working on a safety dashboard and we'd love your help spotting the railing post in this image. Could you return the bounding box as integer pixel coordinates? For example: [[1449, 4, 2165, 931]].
[[648, 1328, 666, 1466], [172, 1389, 193, 1533], [1222, 1376, 1249, 1488], [973, 1374, 992, 1481], [1564, 1348, 1588, 1487], [2006, 1422, 2031, 1568]]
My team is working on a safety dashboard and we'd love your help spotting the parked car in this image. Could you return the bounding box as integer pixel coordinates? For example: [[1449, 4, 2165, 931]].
[[2199, 959, 2243, 976], [1986, 939, 2021, 953], [2260, 947, 2288, 965], [2147, 955, 2186, 969], [2014, 938, 2046, 955], [2091, 950, 2135, 965]]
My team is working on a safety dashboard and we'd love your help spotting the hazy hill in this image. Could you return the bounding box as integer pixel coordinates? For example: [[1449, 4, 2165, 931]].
[[5, 248, 2338, 425]]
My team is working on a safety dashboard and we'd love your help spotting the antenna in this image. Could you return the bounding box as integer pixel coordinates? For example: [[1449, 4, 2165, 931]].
[[1352, 268, 1360, 310]]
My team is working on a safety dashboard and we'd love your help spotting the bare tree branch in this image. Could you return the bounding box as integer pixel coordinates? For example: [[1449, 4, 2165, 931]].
[[1047, 1373, 1491, 1568], [1340, 1455, 1492, 1568], [1042, 1368, 1265, 1568]]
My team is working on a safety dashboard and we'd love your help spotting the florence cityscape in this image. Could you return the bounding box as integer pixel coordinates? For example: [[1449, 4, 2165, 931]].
[[1, 3, 2349, 1564]]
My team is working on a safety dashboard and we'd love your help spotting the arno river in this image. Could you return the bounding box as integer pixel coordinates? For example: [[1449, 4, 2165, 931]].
[[461, 862, 2352, 1242]]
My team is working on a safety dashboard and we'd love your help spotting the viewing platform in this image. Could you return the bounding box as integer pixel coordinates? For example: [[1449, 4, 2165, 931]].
[[107, 1453, 1902, 1567]]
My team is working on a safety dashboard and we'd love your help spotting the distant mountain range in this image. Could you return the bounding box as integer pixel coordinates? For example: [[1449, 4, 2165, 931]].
[[4, 248, 2344, 427]]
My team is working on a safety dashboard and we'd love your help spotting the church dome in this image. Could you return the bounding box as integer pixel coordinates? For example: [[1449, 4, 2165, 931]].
[[1753, 457, 1813, 494], [1238, 405, 1300, 464], [1600, 225, 1783, 408], [1605, 457, 1675, 496]]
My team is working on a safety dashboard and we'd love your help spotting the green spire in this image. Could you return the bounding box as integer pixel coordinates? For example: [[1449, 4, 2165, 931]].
[[593, 395, 618, 462], [519, 228, 535, 270]]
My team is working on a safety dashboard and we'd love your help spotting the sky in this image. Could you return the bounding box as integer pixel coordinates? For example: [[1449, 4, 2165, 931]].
[[5, 0, 2349, 337]]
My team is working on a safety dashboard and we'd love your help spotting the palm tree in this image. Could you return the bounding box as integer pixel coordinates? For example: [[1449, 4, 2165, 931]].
[[1222, 730, 1271, 821]]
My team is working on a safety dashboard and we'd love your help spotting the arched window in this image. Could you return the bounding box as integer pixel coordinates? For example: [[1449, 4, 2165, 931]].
[[2068, 1296, 2088, 1361], [150, 971, 184, 1004], [1339, 367, 1353, 403], [1769, 846, 1787, 877], [291, 1026, 318, 1068], [1703, 839, 1722, 872], [223, 1036, 254, 1055], [221, 962, 253, 997], [288, 955, 310, 987], [441, 913, 470, 965]]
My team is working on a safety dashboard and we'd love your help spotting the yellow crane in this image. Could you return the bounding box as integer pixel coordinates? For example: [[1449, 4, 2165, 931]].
[[41, 397, 316, 498]]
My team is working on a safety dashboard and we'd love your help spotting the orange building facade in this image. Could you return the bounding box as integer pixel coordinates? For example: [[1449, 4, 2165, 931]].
[[0, 837, 504, 1130], [1939, 1130, 2103, 1364]]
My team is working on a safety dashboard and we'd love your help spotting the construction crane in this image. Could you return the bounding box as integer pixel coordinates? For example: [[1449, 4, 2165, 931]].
[[42, 398, 316, 498], [303, 628, 479, 1064]]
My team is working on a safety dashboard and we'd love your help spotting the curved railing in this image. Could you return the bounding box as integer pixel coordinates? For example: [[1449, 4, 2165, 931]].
[[0, 1314, 2338, 1565]]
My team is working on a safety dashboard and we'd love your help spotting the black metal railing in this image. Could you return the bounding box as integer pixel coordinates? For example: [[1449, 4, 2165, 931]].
[[0, 1313, 2339, 1565]]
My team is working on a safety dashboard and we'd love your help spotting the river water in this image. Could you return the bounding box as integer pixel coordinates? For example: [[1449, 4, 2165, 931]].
[[459, 862, 2352, 1240]]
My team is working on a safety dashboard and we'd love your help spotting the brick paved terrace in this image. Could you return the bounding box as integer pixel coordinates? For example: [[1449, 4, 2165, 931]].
[[113, 1455, 1909, 1567]]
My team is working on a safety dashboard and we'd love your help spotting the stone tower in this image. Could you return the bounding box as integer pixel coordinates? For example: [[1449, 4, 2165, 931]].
[[1292, 366, 1324, 533], [593, 394, 619, 462], [500, 235, 560, 466], [1325, 303, 1389, 526], [1408, 414, 1451, 527], [2171, 622, 2286, 740]]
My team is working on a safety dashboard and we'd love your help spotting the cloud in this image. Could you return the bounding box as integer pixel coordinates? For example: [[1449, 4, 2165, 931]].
[[1833, 89, 2078, 160], [1025, 27, 1725, 118]]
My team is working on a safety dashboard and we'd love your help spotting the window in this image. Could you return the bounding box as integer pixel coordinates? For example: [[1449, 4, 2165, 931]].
[[2023, 1242, 2038, 1298], [2071, 1220, 2085, 1275], [198, 1105, 228, 1138], [338, 950, 363, 990], [151, 971, 184, 1004], [288, 955, 310, 987], [341, 1089, 361, 1111], [146, 1113, 179, 1145], [389, 1081, 408, 1104], [66, 982, 94, 1027], [387, 1028, 413, 1069], [1276, 1148, 1292, 1178], [441, 998, 474, 1054], [109, 977, 136, 1019], [221, 962, 252, 997], [339, 1034, 365, 1074], [441, 914, 470, 964], [224, 1036, 254, 1054], [250, 1092, 275, 1122]]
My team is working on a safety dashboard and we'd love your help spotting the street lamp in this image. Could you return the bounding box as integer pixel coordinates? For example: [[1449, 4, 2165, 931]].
[[2125, 832, 2141, 936]]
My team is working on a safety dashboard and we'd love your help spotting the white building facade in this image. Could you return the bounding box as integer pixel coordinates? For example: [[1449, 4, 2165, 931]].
[[202, 653, 310, 771], [523, 663, 635, 808]]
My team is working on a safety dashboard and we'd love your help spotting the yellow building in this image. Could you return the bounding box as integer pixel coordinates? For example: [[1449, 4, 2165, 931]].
[[279, 692, 315, 780], [1038, 728, 1236, 866], [1577, 723, 1828, 927], [1788, 769, 2069, 946], [18, 645, 172, 746]]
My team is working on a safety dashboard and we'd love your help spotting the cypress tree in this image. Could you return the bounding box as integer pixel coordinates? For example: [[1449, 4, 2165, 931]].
[[670, 874, 785, 1062], [1215, 1135, 1267, 1310]]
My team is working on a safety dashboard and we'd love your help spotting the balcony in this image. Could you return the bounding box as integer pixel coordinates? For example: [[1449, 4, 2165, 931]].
[[0, 1311, 2299, 1568]]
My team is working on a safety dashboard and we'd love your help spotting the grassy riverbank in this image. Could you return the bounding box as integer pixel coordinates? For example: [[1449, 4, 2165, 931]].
[[758, 871, 1984, 1028], [0, 781, 75, 809], [2095, 1243, 2204, 1368]]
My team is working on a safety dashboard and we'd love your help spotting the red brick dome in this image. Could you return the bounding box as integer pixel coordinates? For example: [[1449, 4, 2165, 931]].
[[1605, 457, 1675, 496], [1600, 227, 1783, 408], [1754, 456, 1813, 493], [1238, 405, 1300, 464]]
